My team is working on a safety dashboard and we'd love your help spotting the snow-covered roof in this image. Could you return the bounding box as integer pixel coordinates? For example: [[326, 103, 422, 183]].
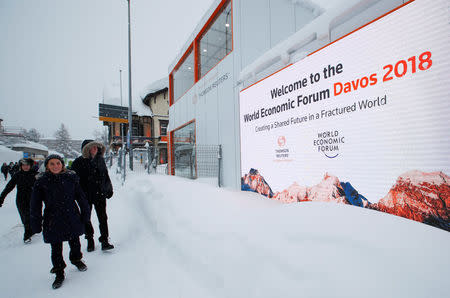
[[140, 77, 169, 99], [132, 97, 153, 117], [238, 0, 369, 83], [102, 87, 153, 118], [0, 145, 23, 164], [11, 141, 48, 151]]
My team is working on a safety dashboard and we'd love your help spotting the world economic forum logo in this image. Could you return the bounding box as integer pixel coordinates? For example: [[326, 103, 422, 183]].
[[313, 130, 345, 158]]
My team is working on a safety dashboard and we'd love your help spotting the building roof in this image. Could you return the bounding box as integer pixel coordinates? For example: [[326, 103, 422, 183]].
[[102, 83, 153, 117], [140, 77, 169, 99], [12, 141, 48, 151]]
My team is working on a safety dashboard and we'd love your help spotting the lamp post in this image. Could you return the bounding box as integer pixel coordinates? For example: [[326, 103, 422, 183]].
[[119, 69, 125, 151], [127, 0, 133, 170]]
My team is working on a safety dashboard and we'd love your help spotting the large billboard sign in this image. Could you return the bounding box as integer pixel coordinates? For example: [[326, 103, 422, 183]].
[[239, 0, 450, 231]]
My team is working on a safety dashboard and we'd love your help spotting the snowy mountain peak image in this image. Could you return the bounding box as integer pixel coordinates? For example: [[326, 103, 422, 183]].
[[371, 171, 450, 231], [273, 173, 350, 204], [241, 169, 449, 231], [241, 168, 274, 197]]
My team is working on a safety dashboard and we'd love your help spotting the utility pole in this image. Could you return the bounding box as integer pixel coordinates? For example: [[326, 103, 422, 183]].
[[119, 69, 123, 107], [127, 0, 133, 170], [120, 69, 125, 150]]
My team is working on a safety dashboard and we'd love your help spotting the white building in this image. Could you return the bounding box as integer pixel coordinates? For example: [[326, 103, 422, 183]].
[[167, 0, 449, 194]]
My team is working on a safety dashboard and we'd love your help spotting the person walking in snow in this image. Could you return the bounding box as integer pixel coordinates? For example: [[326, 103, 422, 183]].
[[30, 154, 91, 289], [0, 158, 37, 243], [1, 162, 9, 180], [71, 140, 114, 252]]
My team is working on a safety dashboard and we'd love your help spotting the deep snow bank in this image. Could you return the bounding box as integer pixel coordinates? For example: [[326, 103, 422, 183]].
[[0, 172, 449, 298]]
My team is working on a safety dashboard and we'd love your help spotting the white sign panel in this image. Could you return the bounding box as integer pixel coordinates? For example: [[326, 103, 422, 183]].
[[239, 0, 450, 231]]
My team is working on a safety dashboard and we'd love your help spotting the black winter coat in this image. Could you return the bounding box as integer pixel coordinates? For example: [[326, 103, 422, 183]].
[[71, 154, 113, 203], [1, 164, 9, 174], [9, 164, 19, 176], [30, 170, 91, 243], [0, 169, 37, 207]]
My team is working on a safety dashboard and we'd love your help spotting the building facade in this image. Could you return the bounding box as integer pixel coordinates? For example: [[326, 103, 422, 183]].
[[168, 0, 408, 189], [141, 78, 169, 165]]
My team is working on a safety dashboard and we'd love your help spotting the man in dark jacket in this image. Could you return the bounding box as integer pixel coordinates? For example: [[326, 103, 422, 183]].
[[0, 158, 37, 242], [71, 139, 114, 251], [1, 162, 9, 180]]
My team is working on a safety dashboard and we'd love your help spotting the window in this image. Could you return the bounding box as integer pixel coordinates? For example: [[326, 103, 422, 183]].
[[198, 0, 232, 78], [169, 0, 233, 105], [160, 120, 168, 136], [172, 48, 195, 102], [172, 121, 196, 178]]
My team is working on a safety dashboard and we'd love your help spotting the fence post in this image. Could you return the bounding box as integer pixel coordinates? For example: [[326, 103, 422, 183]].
[[218, 145, 222, 187], [123, 149, 126, 183], [147, 145, 151, 174], [117, 149, 122, 172]]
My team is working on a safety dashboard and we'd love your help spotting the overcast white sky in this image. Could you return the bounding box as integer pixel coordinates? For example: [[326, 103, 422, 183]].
[[0, 0, 214, 139]]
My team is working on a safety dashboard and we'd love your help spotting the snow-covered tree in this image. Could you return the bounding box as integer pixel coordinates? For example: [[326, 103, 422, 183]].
[[22, 128, 42, 142], [54, 123, 72, 157]]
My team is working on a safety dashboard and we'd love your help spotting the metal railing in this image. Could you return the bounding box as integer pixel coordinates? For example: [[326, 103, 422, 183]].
[[109, 144, 222, 187], [170, 144, 222, 186]]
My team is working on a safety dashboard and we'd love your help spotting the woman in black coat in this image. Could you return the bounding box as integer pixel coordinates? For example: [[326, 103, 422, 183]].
[[71, 140, 114, 252], [0, 158, 37, 242], [30, 154, 91, 289]]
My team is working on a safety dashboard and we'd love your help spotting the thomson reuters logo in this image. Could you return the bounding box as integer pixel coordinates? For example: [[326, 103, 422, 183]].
[[277, 136, 286, 147]]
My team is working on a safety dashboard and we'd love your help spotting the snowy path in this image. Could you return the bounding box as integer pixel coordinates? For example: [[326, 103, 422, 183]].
[[0, 172, 449, 298]]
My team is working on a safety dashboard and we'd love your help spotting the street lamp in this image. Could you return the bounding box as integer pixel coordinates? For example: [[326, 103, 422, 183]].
[[127, 0, 133, 170]]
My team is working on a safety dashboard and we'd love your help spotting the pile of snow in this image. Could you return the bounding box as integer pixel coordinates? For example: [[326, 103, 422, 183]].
[[0, 171, 449, 297], [0, 145, 23, 164]]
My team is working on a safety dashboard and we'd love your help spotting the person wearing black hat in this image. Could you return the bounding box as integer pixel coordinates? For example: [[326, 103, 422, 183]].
[[0, 158, 37, 243], [30, 154, 91, 289], [71, 140, 114, 252]]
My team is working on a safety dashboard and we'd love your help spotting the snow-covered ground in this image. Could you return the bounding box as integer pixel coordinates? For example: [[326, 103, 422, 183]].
[[0, 169, 449, 298]]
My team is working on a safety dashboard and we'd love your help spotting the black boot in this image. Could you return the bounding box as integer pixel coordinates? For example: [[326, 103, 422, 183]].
[[87, 238, 95, 252], [52, 271, 65, 289], [23, 231, 33, 244], [72, 260, 87, 271], [101, 240, 114, 251]]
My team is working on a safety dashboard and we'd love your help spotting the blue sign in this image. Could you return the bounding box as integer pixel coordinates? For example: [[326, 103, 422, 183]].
[[23, 152, 29, 158]]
